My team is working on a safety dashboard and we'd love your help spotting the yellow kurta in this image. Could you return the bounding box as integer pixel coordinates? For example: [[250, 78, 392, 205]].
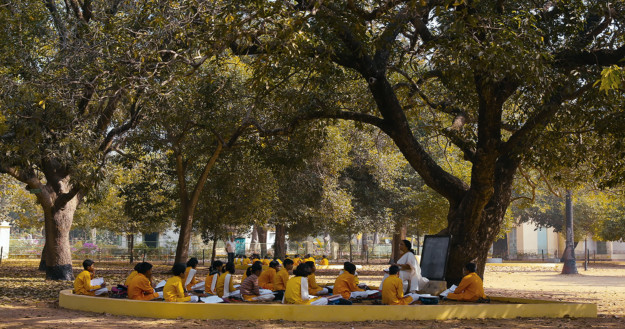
[[216, 273, 235, 297], [262, 259, 271, 266], [274, 268, 290, 291], [183, 267, 198, 291], [74, 270, 100, 296], [163, 276, 191, 302], [304, 257, 315, 263], [251, 258, 260, 264], [382, 275, 413, 305], [125, 270, 138, 286], [284, 276, 321, 305], [334, 272, 363, 299], [292, 257, 302, 266], [242, 258, 251, 266], [307, 273, 324, 295], [205, 273, 219, 294], [258, 267, 276, 290], [320, 258, 329, 266], [447, 272, 487, 302], [128, 273, 159, 301], [276, 258, 283, 264]]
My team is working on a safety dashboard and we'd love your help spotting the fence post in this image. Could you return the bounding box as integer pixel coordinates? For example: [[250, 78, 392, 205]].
[[1, 246, 3, 265], [541, 249, 544, 261]]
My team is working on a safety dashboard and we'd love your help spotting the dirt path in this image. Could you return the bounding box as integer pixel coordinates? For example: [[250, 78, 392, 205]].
[[1, 261, 624, 328]]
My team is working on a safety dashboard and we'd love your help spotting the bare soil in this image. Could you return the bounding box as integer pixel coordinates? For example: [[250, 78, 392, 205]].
[[1, 260, 624, 328]]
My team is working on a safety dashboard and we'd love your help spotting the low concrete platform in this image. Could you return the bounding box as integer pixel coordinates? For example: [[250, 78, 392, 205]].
[[59, 290, 597, 321]]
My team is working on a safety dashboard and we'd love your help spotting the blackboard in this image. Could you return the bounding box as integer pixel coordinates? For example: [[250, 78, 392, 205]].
[[420, 235, 451, 281]]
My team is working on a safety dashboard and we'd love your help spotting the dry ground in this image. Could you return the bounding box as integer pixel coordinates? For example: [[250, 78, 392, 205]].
[[1, 259, 624, 328]]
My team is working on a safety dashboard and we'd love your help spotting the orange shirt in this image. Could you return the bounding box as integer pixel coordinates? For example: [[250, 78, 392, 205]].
[[73, 270, 100, 296], [258, 267, 276, 290], [274, 268, 290, 291], [183, 267, 198, 291], [320, 258, 329, 266], [381, 275, 412, 305], [447, 272, 487, 302], [334, 272, 363, 299], [307, 273, 323, 295], [128, 273, 159, 301]]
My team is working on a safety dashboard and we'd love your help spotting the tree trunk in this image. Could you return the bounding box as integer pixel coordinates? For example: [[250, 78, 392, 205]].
[[39, 237, 48, 272], [390, 219, 407, 263], [174, 207, 193, 264], [257, 225, 267, 257], [42, 199, 79, 280], [348, 234, 353, 262], [562, 190, 578, 274], [362, 232, 368, 263], [250, 225, 259, 254], [127, 233, 135, 263], [211, 238, 217, 263], [274, 224, 286, 259]]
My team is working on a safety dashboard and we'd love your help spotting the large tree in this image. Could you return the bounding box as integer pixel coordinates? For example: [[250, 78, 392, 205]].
[[225, 1, 625, 283], [0, 0, 199, 279]]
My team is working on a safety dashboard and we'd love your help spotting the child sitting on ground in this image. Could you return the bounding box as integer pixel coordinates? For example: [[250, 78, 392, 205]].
[[205, 260, 223, 295], [216, 262, 236, 298], [334, 262, 368, 299], [284, 263, 328, 305], [258, 260, 279, 290], [446, 262, 488, 302], [273, 258, 294, 301], [183, 257, 202, 292], [124, 263, 141, 286], [239, 262, 274, 301], [128, 262, 160, 301], [305, 261, 329, 295], [74, 259, 107, 296], [164, 263, 206, 302], [319, 255, 329, 266], [382, 265, 419, 305]]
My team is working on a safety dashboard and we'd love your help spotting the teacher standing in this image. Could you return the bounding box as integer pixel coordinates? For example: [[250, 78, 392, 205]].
[[393, 239, 428, 293]]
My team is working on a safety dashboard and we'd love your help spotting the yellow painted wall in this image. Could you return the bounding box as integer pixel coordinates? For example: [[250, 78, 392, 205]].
[[59, 290, 596, 321]]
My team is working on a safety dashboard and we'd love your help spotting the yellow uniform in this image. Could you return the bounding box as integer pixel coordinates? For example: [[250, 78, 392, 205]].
[[304, 257, 315, 263], [275, 258, 283, 265], [258, 267, 276, 290], [73, 270, 100, 296], [334, 272, 363, 299], [262, 259, 271, 266], [307, 273, 324, 295], [205, 273, 219, 294], [242, 258, 251, 266], [251, 258, 260, 264], [216, 273, 235, 298], [381, 275, 412, 305], [163, 276, 191, 302], [128, 273, 159, 301], [447, 272, 487, 302], [183, 267, 198, 291], [320, 258, 329, 266], [234, 258, 241, 265], [274, 268, 290, 291], [293, 257, 302, 266], [284, 276, 322, 305], [125, 270, 138, 286]]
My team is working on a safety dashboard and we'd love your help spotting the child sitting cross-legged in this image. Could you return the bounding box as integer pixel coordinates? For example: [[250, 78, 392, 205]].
[[334, 262, 369, 299], [381, 265, 419, 305], [128, 262, 160, 301], [216, 262, 236, 298], [74, 259, 106, 296], [164, 263, 207, 302], [283, 263, 328, 305], [239, 262, 274, 302]]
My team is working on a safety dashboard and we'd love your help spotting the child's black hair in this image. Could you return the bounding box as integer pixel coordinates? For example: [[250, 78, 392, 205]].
[[388, 265, 400, 275], [245, 267, 253, 277], [250, 262, 263, 275], [465, 262, 477, 273], [305, 261, 315, 268], [269, 260, 279, 268], [283, 258, 294, 265], [136, 262, 153, 274], [134, 263, 142, 271], [224, 262, 236, 274], [322, 255, 327, 258], [293, 263, 311, 277], [186, 257, 199, 268], [172, 263, 186, 276], [344, 262, 356, 274], [82, 259, 94, 270], [210, 260, 224, 275]]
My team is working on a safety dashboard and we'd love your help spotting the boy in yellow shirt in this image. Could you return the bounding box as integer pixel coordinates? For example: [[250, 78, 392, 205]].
[[319, 255, 329, 266], [216, 262, 236, 298], [334, 262, 368, 299], [262, 255, 271, 266], [382, 265, 418, 305], [273, 258, 294, 301], [446, 263, 488, 302], [305, 261, 329, 295], [183, 257, 202, 292], [124, 263, 141, 286], [284, 263, 328, 305], [74, 259, 106, 296], [128, 262, 159, 301], [258, 260, 279, 290], [205, 260, 223, 295], [164, 263, 205, 302]]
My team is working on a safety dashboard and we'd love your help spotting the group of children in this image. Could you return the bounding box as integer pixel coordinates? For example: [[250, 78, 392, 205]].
[[74, 257, 486, 305], [233, 254, 329, 267]]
